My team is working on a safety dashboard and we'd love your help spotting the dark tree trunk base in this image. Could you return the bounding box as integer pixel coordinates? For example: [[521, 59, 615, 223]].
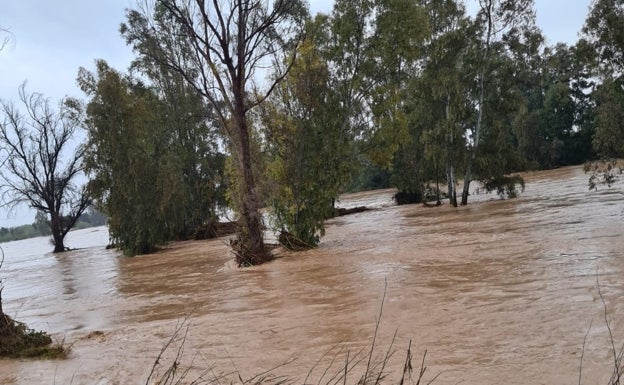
[[231, 238, 273, 267]]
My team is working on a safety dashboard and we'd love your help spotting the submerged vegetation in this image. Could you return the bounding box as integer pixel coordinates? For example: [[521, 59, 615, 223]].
[[1, 2, 624, 383], [0, 315, 66, 359], [0, 249, 67, 359], [2, 0, 623, 260]]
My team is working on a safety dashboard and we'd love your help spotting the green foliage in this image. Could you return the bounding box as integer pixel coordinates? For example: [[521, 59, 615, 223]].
[[366, 0, 427, 168], [0, 314, 67, 359], [578, 0, 624, 189], [592, 78, 624, 159], [262, 38, 349, 249], [75, 61, 225, 255], [482, 175, 526, 199], [346, 155, 391, 192], [511, 43, 595, 168], [0, 225, 40, 243], [581, 0, 624, 78], [401, 0, 473, 204]]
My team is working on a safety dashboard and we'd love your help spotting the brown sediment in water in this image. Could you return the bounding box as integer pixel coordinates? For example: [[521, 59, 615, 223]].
[[0, 165, 623, 384]]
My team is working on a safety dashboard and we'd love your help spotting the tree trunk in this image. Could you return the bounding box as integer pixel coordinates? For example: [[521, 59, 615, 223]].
[[444, 94, 458, 208], [461, 164, 471, 206], [446, 161, 457, 207], [462, 0, 493, 206], [50, 214, 66, 253], [435, 171, 441, 205], [233, 109, 270, 266]]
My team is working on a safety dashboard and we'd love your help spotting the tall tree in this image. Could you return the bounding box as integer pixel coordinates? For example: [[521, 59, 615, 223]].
[[414, 0, 474, 206], [592, 78, 624, 158], [77, 62, 166, 255], [366, 0, 429, 203], [75, 60, 225, 255], [580, 0, 624, 187], [124, 0, 305, 266], [461, 0, 536, 205], [0, 86, 91, 252], [582, 0, 624, 79], [322, 0, 377, 195], [261, 22, 349, 249], [122, 11, 228, 239]]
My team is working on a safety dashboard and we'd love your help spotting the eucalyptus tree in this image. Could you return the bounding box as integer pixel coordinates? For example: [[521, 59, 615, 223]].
[[323, 0, 377, 180], [261, 30, 345, 249], [364, 0, 429, 203], [539, 44, 594, 166], [461, 0, 537, 204], [124, 0, 306, 266], [412, 0, 474, 206], [76, 60, 225, 255], [0, 86, 91, 253], [582, 0, 624, 157], [579, 0, 624, 187], [582, 0, 624, 79], [261, 2, 386, 247], [76, 61, 167, 255], [122, 9, 227, 239]]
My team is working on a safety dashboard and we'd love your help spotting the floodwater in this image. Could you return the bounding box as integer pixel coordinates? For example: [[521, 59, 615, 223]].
[[0, 165, 623, 385]]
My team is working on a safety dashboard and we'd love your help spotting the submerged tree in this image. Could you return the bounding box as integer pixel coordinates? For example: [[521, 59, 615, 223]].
[[75, 60, 225, 255], [366, 0, 429, 204], [0, 247, 63, 358], [410, 0, 474, 207], [0, 86, 91, 253], [580, 0, 624, 187], [76, 61, 169, 255], [461, 0, 536, 205], [262, 28, 350, 249], [124, 0, 305, 266]]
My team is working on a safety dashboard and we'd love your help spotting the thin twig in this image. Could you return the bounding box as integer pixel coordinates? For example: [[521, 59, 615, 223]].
[[597, 276, 621, 385], [145, 314, 193, 385], [373, 329, 397, 385], [398, 340, 412, 385], [579, 319, 593, 385], [363, 279, 388, 385]]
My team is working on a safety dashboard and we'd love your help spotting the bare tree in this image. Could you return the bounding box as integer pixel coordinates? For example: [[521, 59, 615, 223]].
[[0, 85, 91, 253], [124, 0, 305, 265]]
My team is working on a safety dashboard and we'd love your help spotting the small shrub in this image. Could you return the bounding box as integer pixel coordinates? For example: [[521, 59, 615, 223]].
[[0, 314, 68, 358]]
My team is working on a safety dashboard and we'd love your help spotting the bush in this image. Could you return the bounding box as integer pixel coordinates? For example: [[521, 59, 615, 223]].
[[0, 314, 67, 358]]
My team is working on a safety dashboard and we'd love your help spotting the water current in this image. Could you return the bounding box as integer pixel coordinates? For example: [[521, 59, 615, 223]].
[[0, 165, 623, 384]]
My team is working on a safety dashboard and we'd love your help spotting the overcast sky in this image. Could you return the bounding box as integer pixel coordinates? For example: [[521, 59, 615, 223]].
[[0, 0, 592, 228]]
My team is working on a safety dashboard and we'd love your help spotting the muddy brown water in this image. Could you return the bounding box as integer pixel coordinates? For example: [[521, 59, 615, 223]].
[[1, 165, 623, 385]]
